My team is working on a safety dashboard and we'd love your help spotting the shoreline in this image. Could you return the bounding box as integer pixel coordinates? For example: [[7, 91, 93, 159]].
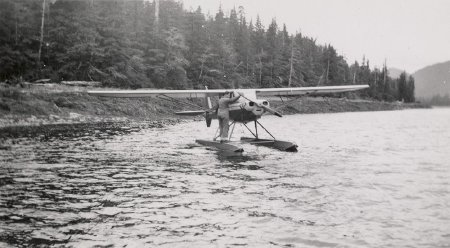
[[271, 97, 429, 115], [0, 85, 430, 135]]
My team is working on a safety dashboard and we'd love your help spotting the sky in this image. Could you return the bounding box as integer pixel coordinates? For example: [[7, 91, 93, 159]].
[[179, 0, 450, 72]]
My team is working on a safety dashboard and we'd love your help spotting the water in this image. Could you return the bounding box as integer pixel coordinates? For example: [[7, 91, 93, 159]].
[[1, 108, 449, 247]]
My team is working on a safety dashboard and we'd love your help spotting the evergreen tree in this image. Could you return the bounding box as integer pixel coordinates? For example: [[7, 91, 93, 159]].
[[397, 72, 407, 102], [185, 7, 207, 88], [406, 75, 415, 102], [265, 18, 281, 87]]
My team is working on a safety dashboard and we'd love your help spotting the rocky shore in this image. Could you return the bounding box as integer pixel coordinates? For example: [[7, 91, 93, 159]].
[[0, 85, 430, 135]]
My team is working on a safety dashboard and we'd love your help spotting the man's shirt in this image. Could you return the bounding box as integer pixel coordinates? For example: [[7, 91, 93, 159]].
[[216, 95, 240, 118]]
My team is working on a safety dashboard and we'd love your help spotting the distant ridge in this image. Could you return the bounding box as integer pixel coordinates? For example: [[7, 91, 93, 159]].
[[413, 61, 450, 99]]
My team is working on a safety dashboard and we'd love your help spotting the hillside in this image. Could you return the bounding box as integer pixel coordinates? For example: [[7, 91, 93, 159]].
[[0, 0, 412, 103], [413, 61, 450, 99]]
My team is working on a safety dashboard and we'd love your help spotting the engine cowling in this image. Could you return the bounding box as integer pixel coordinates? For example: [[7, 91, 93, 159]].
[[243, 100, 270, 117]]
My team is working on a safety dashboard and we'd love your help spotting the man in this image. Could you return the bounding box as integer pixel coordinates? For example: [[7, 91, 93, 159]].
[[211, 91, 241, 142]]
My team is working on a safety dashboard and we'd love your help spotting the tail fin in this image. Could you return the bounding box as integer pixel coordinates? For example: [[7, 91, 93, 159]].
[[205, 86, 212, 127]]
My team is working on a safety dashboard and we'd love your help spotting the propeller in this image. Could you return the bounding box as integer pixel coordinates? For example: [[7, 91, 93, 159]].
[[261, 105, 283, 117], [205, 111, 212, 127]]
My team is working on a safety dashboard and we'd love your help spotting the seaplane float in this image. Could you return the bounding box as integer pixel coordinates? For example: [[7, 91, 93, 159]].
[[88, 85, 369, 153]]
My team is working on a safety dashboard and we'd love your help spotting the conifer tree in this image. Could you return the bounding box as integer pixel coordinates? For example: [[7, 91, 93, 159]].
[[406, 75, 415, 102], [397, 72, 407, 102]]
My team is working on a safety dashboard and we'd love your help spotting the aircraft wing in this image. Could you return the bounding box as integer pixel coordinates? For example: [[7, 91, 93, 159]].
[[88, 89, 231, 98], [255, 85, 369, 97], [88, 85, 369, 98]]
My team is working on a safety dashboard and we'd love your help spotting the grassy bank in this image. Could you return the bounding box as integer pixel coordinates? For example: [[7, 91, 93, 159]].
[[0, 84, 430, 128]]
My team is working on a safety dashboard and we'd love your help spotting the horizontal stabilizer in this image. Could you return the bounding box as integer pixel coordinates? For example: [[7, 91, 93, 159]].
[[175, 110, 205, 116]]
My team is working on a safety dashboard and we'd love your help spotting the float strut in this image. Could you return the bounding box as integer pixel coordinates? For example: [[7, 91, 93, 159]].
[[256, 120, 276, 140], [213, 126, 220, 140], [229, 121, 236, 140], [242, 123, 257, 138]]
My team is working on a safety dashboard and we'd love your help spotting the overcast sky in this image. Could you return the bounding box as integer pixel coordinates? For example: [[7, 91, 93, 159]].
[[179, 0, 450, 72]]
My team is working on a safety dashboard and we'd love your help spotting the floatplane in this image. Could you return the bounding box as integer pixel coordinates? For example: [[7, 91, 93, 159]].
[[88, 85, 369, 153]]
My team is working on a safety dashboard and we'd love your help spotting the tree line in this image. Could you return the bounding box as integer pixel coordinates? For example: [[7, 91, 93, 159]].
[[0, 0, 415, 102]]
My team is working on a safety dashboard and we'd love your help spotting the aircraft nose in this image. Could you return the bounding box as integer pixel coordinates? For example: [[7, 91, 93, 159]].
[[253, 107, 264, 115]]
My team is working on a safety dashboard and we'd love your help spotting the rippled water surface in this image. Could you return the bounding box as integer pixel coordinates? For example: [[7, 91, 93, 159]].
[[1, 108, 450, 247]]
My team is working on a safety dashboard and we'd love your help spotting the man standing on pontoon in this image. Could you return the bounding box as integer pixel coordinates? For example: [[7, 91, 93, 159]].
[[211, 91, 241, 142]]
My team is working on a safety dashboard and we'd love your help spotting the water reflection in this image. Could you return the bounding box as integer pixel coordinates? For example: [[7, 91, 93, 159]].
[[1, 109, 450, 247]]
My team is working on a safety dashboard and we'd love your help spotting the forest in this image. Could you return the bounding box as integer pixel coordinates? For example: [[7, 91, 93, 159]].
[[0, 0, 415, 102]]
